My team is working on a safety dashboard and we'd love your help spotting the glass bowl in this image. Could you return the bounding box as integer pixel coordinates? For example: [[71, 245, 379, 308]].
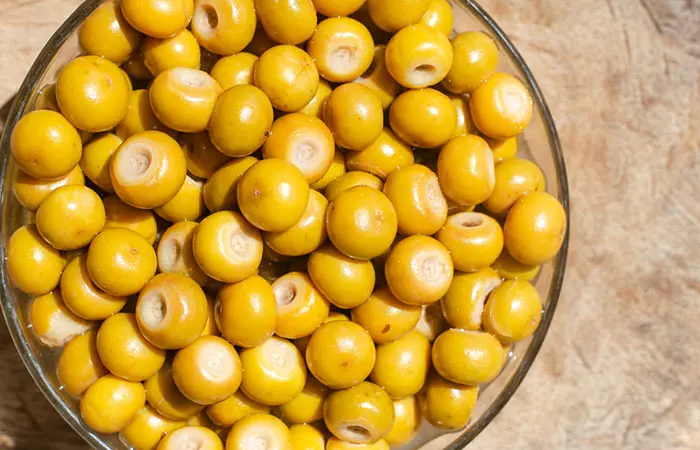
[[0, 1, 569, 449]]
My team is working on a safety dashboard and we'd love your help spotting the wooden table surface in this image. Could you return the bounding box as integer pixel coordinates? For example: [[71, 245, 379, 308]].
[[1, 0, 699, 449]]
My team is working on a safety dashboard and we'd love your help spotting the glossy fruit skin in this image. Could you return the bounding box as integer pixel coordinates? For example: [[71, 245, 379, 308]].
[[56, 56, 131, 132], [444, 31, 499, 94], [120, 406, 184, 450], [142, 29, 202, 76], [97, 313, 166, 381], [36, 185, 105, 250], [180, 133, 231, 179], [240, 336, 307, 406], [450, 94, 476, 138], [237, 159, 311, 232], [151, 180, 199, 221], [272, 272, 331, 339], [385, 396, 420, 446], [136, 273, 209, 350], [156, 221, 214, 289], [210, 52, 258, 89], [491, 249, 541, 281], [209, 85, 274, 157], [192, 211, 263, 283], [327, 186, 398, 260], [351, 4, 392, 45], [123, 51, 152, 80], [87, 228, 157, 296], [294, 312, 348, 354], [103, 195, 158, 245], [299, 80, 333, 120], [144, 365, 206, 420], [226, 414, 291, 450], [110, 131, 188, 209], [57, 330, 107, 397], [415, 302, 447, 342], [470, 72, 533, 139], [206, 390, 271, 427], [34, 83, 61, 112], [385, 24, 452, 89], [80, 374, 146, 434], [438, 135, 495, 206], [191, 0, 257, 55], [312, 0, 365, 16], [203, 156, 257, 212], [60, 254, 127, 320], [11, 110, 82, 180], [12, 165, 84, 212], [327, 439, 390, 450], [368, 0, 431, 32], [7, 225, 66, 295], [485, 157, 546, 217], [216, 275, 277, 347], [446, 200, 477, 216], [29, 291, 94, 347], [420, 0, 453, 37], [79, 133, 120, 193], [385, 235, 453, 306], [417, 372, 478, 430], [324, 171, 384, 202], [307, 243, 375, 309], [262, 114, 335, 184], [355, 46, 402, 110], [265, 190, 328, 257], [383, 164, 447, 236], [290, 424, 325, 450], [184, 411, 221, 430], [437, 212, 504, 272], [504, 192, 567, 266], [371, 331, 430, 399], [390, 88, 456, 148], [201, 297, 220, 337], [121, 0, 193, 38], [324, 84, 383, 151], [275, 376, 328, 425], [149, 68, 222, 133], [432, 329, 506, 385], [173, 335, 243, 405], [155, 175, 206, 222], [116, 89, 175, 140], [256, 0, 317, 45], [79, 0, 142, 64], [324, 381, 394, 444], [307, 18, 375, 84], [483, 279, 543, 343], [255, 45, 319, 112], [487, 136, 518, 163], [158, 426, 223, 450], [351, 286, 422, 344], [305, 321, 375, 389], [441, 268, 501, 330]]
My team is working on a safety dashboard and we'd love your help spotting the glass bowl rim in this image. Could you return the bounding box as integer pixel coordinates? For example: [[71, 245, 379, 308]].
[[0, 1, 570, 449]]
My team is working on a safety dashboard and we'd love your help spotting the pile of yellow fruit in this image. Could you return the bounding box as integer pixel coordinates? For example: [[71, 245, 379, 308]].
[[6, 0, 567, 448]]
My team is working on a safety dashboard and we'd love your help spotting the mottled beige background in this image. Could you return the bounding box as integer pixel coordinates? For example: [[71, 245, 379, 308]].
[[0, 0, 699, 448]]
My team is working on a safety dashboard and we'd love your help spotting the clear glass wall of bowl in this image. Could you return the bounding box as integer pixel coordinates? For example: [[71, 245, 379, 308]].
[[410, 3, 568, 449], [0, 1, 568, 449]]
